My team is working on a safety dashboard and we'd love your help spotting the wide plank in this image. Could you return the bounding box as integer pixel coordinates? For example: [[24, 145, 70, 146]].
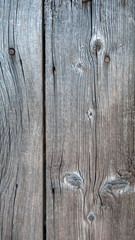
[[45, 0, 135, 239]]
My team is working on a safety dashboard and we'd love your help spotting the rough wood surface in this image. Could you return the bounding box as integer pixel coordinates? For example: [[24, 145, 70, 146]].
[[0, 1, 43, 239], [45, 0, 135, 239]]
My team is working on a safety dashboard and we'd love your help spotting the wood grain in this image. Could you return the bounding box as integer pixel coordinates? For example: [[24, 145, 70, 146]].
[[0, 0, 43, 239], [45, 0, 135, 239]]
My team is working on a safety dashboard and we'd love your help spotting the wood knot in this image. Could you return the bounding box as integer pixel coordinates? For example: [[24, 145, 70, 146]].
[[87, 212, 95, 222], [99, 177, 129, 207], [90, 34, 105, 55], [93, 39, 102, 53], [64, 172, 83, 188]]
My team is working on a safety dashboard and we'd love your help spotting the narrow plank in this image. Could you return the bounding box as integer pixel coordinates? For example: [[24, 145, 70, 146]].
[[45, 0, 135, 239], [0, 1, 43, 239]]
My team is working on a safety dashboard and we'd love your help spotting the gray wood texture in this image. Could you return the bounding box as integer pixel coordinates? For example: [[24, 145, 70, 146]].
[[0, 0, 43, 239], [45, 0, 135, 239]]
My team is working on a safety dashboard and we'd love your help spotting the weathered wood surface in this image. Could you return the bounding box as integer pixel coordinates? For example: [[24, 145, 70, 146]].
[[0, 1, 43, 239], [45, 0, 135, 239]]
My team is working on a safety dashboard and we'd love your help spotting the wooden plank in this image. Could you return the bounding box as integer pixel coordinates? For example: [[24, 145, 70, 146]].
[[90, 1, 135, 239], [45, 0, 135, 239], [0, 1, 43, 239]]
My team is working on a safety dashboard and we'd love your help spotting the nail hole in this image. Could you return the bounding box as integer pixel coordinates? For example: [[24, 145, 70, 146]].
[[9, 48, 15, 56], [104, 55, 110, 63]]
